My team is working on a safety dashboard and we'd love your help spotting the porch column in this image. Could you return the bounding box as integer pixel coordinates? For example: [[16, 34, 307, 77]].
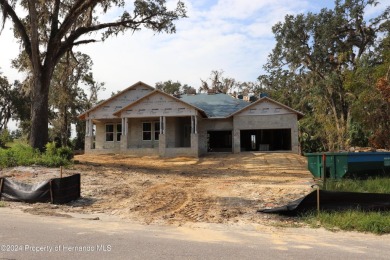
[[85, 119, 89, 136], [191, 116, 194, 134], [90, 119, 93, 136], [160, 116, 164, 134], [86, 119, 93, 136], [194, 115, 198, 134], [159, 116, 166, 156], [120, 117, 128, 151], [163, 116, 166, 134], [233, 128, 241, 153], [85, 119, 94, 151], [125, 118, 128, 135]]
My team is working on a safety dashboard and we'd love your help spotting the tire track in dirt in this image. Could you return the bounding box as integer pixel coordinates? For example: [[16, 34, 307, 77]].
[[176, 194, 215, 223], [131, 183, 190, 222]]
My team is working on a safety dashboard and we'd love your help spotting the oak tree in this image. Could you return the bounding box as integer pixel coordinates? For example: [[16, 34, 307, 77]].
[[0, 0, 186, 150], [259, 0, 390, 151]]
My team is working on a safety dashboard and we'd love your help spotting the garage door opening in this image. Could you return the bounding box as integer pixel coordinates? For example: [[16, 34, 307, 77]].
[[240, 129, 291, 152], [207, 131, 232, 152]]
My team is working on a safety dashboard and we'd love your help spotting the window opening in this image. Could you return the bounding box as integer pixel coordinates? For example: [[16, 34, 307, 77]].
[[117, 124, 122, 141], [142, 122, 152, 141], [105, 124, 114, 141]]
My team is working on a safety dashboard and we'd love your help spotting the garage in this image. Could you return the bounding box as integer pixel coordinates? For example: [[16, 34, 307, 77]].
[[240, 129, 291, 152], [207, 131, 232, 152]]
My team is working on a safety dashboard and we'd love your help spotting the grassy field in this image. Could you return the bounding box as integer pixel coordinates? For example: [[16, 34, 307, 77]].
[[303, 177, 390, 234]]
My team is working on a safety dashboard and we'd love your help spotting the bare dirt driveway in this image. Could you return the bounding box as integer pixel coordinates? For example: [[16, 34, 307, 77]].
[[1, 152, 314, 226]]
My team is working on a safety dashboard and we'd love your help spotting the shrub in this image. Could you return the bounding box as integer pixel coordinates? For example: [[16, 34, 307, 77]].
[[0, 143, 72, 168], [0, 129, 13, 148], [0, 143, 38, 168], [57, 146, 74, 160]]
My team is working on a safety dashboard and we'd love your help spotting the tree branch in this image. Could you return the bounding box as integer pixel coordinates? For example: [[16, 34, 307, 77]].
[[72, 39, 97, 46], [55, 18, 148, 62], [55, 0, 98, 43], [28, 0, 42, 73], [50, 0, 61, 35]]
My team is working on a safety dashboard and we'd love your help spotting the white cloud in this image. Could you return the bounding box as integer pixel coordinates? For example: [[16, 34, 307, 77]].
[[1, 0, 389, 103]]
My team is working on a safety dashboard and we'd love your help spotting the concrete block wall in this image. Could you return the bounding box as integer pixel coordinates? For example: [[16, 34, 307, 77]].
[[233, 114, 299, 153], [198, 118, 233, 155]]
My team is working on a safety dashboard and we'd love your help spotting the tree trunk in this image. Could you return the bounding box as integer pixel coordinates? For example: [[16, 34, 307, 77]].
[[29, 70, 51, 151], [60, 105, 69, 147]]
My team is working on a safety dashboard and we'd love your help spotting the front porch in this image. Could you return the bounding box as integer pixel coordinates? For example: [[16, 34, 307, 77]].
[[84, 115, 200, 157]]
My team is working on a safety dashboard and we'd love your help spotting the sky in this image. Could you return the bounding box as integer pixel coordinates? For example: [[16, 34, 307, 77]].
[[1, 0, 389, 103]]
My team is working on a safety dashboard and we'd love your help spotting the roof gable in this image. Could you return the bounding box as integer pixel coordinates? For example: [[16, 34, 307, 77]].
[[231, 96, 304, 119], [114, 90, 207, 118], [78, 81, 154, 120], [180, 93, 250, 118]]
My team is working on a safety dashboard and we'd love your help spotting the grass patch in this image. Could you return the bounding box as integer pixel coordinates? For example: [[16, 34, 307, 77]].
[[303, 210, 390, 235], [302, 178, 390, 234], [323, 178, 390, 193], [0, 201, 6, 207]]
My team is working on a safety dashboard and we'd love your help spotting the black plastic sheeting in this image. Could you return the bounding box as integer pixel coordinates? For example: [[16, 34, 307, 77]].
[[258, 190, 390, 216], [0, 174, 80, 204]]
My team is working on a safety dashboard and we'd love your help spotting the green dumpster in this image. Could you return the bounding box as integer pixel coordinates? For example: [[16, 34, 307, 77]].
[[306, 152, 390, 179]]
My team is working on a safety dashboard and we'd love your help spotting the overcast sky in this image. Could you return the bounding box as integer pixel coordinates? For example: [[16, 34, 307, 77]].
[[1, 0, 389, 101]]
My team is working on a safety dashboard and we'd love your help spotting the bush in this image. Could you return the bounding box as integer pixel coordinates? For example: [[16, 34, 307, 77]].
[[0, 129, 13, 148], [0, 143, 38, 168], [0, 143, 72, 168], [57, 146, 74, 160]]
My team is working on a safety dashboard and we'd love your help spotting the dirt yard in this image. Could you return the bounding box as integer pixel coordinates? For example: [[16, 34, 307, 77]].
[[0, 153, 314, 226]]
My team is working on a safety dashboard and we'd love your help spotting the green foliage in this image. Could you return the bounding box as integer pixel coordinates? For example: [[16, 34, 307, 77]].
[[199, 70, 238, 94], [44, 142, 74, 160], [155, 80, 182, 95], [299, 116, 326, 153], [322, 178, 390, 194], [0, 129, 13, 148], [0, 144, 39, 167], [259, 0, 390, 152], [304, 210, 390, 235], [0, 75, 13, 131], [155, 80, 197, 95], [0, 143, 72, 168]]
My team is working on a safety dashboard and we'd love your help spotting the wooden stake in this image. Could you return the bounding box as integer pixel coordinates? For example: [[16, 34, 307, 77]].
[[317, 185, 320, 217], [322, 153, 327, 188], [60, 166, 63, 178], [312, 184, 321, 220], [49, 180, 54, 204], [0, 178, 3, 198]]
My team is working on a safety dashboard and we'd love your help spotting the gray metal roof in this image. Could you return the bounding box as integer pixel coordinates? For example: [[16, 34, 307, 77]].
[[180, 93, 250, 118]]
